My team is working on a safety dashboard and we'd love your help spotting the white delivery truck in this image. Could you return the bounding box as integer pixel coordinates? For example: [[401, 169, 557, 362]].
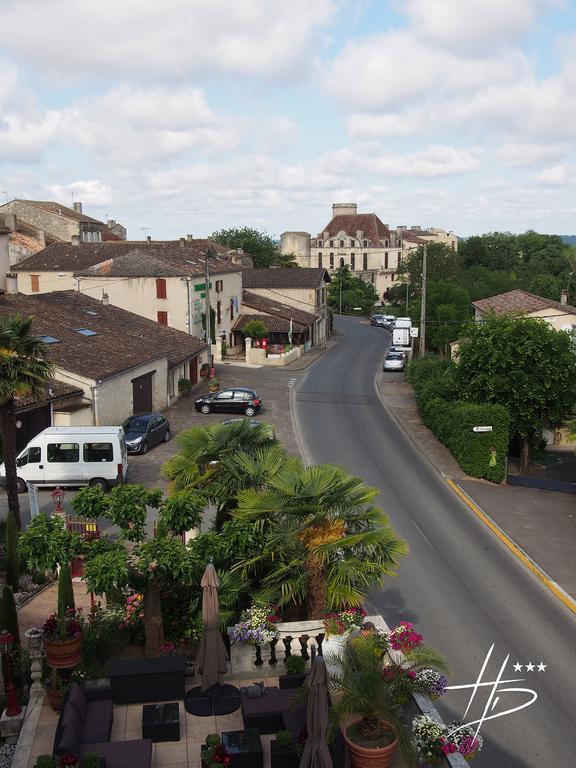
[[0, 426, 128, 493]]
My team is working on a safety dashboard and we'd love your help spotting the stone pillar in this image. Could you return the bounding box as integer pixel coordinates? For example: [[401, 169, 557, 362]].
[[25, 629, 44, 699]]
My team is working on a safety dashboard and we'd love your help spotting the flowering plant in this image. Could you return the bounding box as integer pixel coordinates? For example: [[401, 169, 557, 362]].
[[323, 607, 366, 636], [201, 734, 231, 767], [412, 716, 483, 764], [413, 668, 448, 699], [158, 641, 177, 656], [43, 607, 83, 641], [388, 621, 423, 653], [230, 605, 280, 645]]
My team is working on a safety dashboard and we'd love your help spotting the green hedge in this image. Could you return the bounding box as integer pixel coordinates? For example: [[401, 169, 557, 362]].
[[408, 356, 510, 483]]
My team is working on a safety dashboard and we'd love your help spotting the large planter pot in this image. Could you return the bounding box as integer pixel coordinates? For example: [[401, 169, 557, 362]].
[[43, 634, 82, 669], [45, 684, 66, 712], [343, 720, 399, 768], [271, 740, 299, 768]]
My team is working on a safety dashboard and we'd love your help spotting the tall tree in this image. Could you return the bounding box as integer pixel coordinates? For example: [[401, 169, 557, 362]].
[[210, 227, 280, 268], [327, 265, 378, 314], [234, 462, 407, 618], [0, 315, 54, 529], [453, 314, 576, 471]]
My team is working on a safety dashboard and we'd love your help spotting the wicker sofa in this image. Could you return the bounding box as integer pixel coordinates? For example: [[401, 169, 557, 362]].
[[53, 682, 152, 768]]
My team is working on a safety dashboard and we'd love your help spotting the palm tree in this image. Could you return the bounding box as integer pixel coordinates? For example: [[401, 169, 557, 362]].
[[0, 315, 54, 529], [234, 462, 408, 618], [162, 420, 278, 527]]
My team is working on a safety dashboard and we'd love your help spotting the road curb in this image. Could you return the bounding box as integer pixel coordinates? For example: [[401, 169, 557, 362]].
[[446, 478, 576, 618]]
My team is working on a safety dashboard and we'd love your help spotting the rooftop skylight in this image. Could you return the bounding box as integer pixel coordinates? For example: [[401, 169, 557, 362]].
[[74, 328, 97, 336], [40, 335, 59, 344]]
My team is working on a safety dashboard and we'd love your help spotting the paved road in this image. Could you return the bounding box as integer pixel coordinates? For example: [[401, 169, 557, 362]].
[[293, 317, 576, 768]]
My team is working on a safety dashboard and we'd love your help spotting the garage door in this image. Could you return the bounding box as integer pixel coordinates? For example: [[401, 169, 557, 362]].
[[132, 372, 154, 413]]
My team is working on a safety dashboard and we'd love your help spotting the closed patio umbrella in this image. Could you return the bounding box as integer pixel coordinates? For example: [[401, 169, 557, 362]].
[[300, 655, 333, 768], [196, 562, 229, 692]]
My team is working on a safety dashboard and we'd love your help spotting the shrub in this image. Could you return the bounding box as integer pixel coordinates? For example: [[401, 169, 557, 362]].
[[81, 604, 128, 664], [408, 355, 509, 482], [284, 654, 306, 675], [57, 562, 75, 618], [275, 730, 292, 750], [241, 319, 268, 340], [0, 585, 20, 648], [178, 377, 192, 394]]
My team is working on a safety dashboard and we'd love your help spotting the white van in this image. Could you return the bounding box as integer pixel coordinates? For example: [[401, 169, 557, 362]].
[[0, 427, 128, 493]]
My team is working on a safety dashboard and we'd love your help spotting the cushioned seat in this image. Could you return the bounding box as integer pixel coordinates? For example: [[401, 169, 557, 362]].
[[241, 687, 300, 733], [79, 739, 153, 768], [85, 698, 114, 723]]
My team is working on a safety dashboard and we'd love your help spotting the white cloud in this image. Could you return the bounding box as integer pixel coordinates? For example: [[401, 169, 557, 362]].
[[47, 180, 113, 207], [497, 142, 569, 167], [532, 165, 573, 186], [0, 112, 62, 162], [1, 0, 335, 82], [61, 85, 241, 162], [401, 0, 558, 51]]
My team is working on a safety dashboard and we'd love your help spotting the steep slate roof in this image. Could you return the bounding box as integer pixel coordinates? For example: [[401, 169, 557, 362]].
[[15, 379, 83, 410], [401, 230, 427, 244], [472, 289, 576, 316], [232, 314, 309, 333], [242, 290, 318, 327], [321, 213, 390, 245], [242, 267, 330, 289], [13, 200, 104, 225], [0, 291, 206, 381], [14, 240, 240, 277]]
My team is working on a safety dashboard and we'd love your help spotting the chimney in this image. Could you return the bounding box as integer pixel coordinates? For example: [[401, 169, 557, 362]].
[[179, 237, 186, 247], [332, 203, 358, 218], [38, 230, 46, 247], [186, 234, 194, 241], [560, 289, 568, 305], [107, 219, 116, 228], [71, 234, 80, 246], [101, 291, 109, 306], [5, 273, 18, 294], [73, 202, 83, 214], [146, 235, 151, 243]]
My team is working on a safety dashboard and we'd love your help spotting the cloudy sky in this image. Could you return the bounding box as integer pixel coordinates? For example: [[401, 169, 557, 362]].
[[1, 0, 575, 240]]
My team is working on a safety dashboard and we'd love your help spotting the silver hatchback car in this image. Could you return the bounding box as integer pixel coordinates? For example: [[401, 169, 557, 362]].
[[383, 353, 406, 372]]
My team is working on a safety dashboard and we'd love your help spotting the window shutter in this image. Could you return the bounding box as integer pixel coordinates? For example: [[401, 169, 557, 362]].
[[156, 278, 167, 299]]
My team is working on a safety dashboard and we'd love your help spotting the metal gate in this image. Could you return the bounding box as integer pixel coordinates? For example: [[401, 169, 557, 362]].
[[67, 518, 100, 577]]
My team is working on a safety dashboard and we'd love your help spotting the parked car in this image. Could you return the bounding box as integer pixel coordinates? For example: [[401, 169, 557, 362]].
[[389, 346, 407, 355], [195, 388, 263, 416], [370, 314, 387, 327], [122, 413, 171, 454], [383, 353, 406, 372]]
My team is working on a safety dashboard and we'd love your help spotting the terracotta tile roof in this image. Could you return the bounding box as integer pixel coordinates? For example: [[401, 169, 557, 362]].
[[321, 213, 390, 245], [242, 290, 318, 327], [472, 289, 576, 316], [0, 291, 206, 381], [14, 240, 241, 277], [232, 313, 308, 333], [242, 267, 330, 289], [14, 200, 104, 225], [400, 231, 427, 244], [15, 379, 83, 410], [9, 231, 45, 254]]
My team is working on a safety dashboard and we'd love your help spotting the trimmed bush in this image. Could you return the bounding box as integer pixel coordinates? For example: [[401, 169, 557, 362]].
[[408, 355, 510, 483], [57, 562, 75, 618], [0, 585, 20, 647]]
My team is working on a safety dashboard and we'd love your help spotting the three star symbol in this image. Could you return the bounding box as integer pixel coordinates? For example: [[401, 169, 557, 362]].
[[512, 662, 547, 672]]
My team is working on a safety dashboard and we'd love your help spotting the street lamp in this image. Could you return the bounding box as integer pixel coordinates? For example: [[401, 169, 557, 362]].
[[0, 631, 22, 716], [51, 486, 65, 515]]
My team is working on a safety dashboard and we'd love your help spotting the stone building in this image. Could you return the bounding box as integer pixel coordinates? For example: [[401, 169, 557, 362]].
[[281, 203, 457, 300]]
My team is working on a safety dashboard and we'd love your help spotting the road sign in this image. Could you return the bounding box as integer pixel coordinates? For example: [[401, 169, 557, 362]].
[[410, 326, 419, 337], [472, 426, 493, 432]]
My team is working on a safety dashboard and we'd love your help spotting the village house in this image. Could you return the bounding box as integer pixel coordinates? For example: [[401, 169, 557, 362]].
[[241, 267, 330, 347], [0, 286, 207, 427], [472, 288, 576, 332], [13, 239, 243, 346]]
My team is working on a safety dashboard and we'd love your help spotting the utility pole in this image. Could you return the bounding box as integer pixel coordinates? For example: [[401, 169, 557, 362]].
[[339, 265, 343, 315], [420, 244, 427, 356], [405, 282, 409, 314]]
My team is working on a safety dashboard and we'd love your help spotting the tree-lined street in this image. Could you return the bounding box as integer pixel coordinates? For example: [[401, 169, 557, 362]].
[[294, 317, 576, 767]]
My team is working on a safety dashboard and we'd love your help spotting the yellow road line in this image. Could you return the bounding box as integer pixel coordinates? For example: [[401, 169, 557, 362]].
[[446, 477, 576, 618]]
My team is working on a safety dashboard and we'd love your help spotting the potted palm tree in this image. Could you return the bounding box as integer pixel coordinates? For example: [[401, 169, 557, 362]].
[[329, 634, 448, 768]]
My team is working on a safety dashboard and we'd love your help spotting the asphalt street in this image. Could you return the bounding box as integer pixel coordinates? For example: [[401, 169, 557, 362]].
[[293, 316, 576, 768]]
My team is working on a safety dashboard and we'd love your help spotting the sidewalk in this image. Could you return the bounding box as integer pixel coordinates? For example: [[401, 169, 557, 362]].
[[377, 374, 576, 604]]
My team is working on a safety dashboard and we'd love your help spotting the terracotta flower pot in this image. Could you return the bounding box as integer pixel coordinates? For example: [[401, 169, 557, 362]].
[[343, 720, 399, 768], [43, 634, 82, 669], [45, 684, 66, 712]]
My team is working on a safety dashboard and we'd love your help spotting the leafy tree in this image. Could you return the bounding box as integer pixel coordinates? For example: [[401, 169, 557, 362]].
[[407, 281, 471, 354], [453, 314, 576, 471], [0, 315, 54, 529], [210, 227, 279, 268], [327, 265, 378, 314], [5, 511, 19, 592], [397, 243, 462, 296], [240, 319, 268, 341], [18, 513, 81, 574], [234, 461, 407, 618]]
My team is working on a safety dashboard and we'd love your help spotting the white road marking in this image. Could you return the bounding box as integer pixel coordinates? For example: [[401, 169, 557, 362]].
[[412, 520, 435, 550]]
